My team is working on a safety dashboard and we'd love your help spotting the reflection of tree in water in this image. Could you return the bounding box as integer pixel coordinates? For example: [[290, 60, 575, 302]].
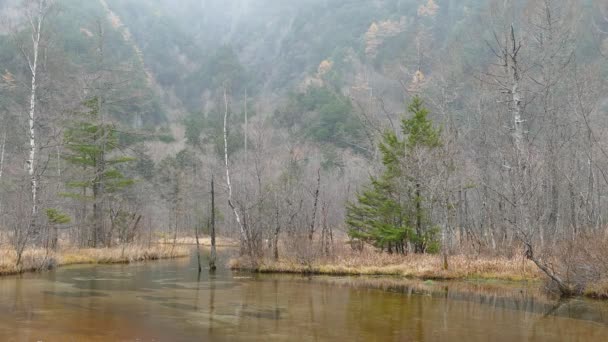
[[208, 271, 215, 335], [42, 291, 109, 298], [319, 276, 608, 326]]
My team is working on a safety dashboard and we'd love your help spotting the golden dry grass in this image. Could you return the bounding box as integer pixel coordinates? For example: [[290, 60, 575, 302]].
[[0, 248, 57, 276], [156, 236, 238, 247], [584, 280, 608, 299], [229, 248, 541, 282], [0, 245, 190, 277]]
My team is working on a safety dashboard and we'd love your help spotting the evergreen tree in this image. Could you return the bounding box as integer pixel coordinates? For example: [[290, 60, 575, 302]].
[[347, 96, 441, 254], [62, 97, 135, 247], [346, 177, 413, 253]]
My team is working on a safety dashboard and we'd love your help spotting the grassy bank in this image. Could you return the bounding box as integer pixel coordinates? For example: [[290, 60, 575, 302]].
[[0, 245, 191, 277], [157, 236, 238, 247], [230, 248, 608, 300], [229, 250, 541, 282], [584, 281, 608, 300]]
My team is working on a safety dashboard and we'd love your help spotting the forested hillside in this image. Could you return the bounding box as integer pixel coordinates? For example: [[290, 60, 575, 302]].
[[1, 0, 608, 296]]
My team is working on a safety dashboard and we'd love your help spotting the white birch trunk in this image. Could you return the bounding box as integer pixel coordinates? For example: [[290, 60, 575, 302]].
[[223, 87, 248, 243], [507, 24, 531, 239], [0, 130, 5, 181], [26, 2, 44, 217], [0, 130, 4, 218], [244, 89, 248, 157], [509, 25, 525, 169]]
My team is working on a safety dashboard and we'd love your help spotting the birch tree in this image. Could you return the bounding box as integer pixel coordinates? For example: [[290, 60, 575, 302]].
[[8, 0, 54, 266], [0, 130, 5, 182], [209, 174, 217, 271], [223, 86, 249, 253], [19, 0, 53, 220], [0, 129, 5, 221]]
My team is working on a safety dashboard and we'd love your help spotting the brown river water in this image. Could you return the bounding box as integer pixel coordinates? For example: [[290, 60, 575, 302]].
[[1, 249, 608, 341]]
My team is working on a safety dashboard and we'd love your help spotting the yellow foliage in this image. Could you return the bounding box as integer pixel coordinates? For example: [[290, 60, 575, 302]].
[[413, 70, 425, 83], [1, 70, 15, 86], [79, 28, 93, 38], [366, 22, 379, 37], [418, 0, 440, 17], [317, 60, 333, 76], [365, 18, 407, 58], [407, 69, 427, 92]]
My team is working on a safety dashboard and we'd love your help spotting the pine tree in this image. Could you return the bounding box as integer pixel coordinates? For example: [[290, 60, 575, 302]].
[[62, 97, 135, 247], [347, 96, 441, 254], [402, 96, 441, 150], [346, 176, 413, 253]]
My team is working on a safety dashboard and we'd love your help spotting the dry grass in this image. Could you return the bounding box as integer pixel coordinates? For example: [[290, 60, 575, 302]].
[[0, 248, 57, 276], [156, 236, 238, 247], [584, 280, 608, 299], [531, 233, 608, 298], [0, 245, 190, 277], [229, 248, 541, 282]]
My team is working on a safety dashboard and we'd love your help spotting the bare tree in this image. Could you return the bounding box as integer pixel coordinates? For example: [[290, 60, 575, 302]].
[[18, 0, 53, 222], [223, 86, 249, 252], [308, 168, 321, 242], [209, 174, 217, 271], [0, 130, 5, 182], [7, 0, 55, 266]]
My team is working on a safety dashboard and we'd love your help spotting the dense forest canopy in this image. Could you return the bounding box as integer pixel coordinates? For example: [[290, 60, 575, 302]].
[[1, 0, 608, 295]]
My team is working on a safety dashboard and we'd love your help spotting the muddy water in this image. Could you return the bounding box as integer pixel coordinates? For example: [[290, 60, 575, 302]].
[[1, 250, 608, 341]]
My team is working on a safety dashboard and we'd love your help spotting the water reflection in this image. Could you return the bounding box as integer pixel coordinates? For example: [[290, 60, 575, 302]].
[[0, 249, 607, 341], [161, 302, 200, 311], [42, 291, 109, 298], [300, 275, 608, 326]]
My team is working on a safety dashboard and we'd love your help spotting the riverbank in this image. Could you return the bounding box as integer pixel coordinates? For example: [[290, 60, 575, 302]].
[[229, 251, 541, 282], [0, 245, 191, 277], [230, 249, 608, 300], [584, 281, 608, 300], [157, 236, 238, 247]]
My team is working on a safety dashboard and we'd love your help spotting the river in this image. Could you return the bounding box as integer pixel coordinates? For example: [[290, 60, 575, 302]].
[[1, 249, 607, 341]]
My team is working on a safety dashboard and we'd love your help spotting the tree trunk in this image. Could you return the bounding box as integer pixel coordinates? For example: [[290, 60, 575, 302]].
[[223, 87, 250, 254], [321, 202, 329, 256], [244, 89, 248, 157], [92, 183, 101, 247], [274, 206, 280, 261], [309, 169, 321, 242], [569, 181, 577, 237], [442, 197, 450, 270], [0, 130, 4, 226], [27, 11, 41, 220], [92, 123, 106, 247], [194, 217, 201, 273], [547, 142, 559, 242], [51, 225, 58, 251], [22, 3, 47, 245], [209, 175, 217, 271], [524, 242, 574, 296], [415, 183, 423, 253], [172, 203, 178, 253], [0, 130, 5, 182]]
